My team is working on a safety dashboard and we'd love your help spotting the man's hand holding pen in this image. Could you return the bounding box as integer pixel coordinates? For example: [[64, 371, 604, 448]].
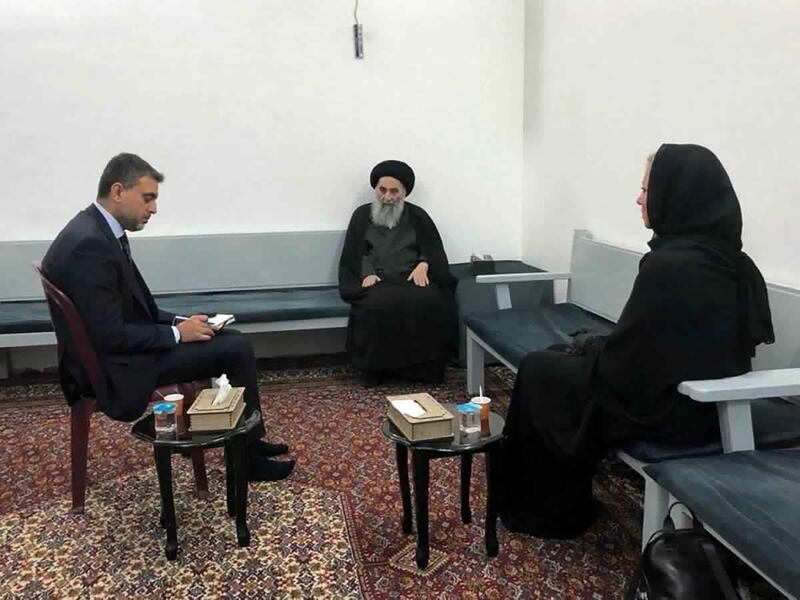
[[176, 315, 214, 343]]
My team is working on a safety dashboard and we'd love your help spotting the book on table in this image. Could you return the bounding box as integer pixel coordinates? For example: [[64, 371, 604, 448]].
[[386, 392, 454, 442], [187, 386, 246, 432]]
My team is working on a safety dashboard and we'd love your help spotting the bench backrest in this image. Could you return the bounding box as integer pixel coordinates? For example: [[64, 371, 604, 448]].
[[0, 231, 346, 301], [567, 229, 640, 322], [567, 229, 800, 371]]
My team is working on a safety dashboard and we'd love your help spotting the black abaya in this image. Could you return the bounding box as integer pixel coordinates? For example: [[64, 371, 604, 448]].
[[347, 278, 452, 374], [500, 144, 774, 538], [338, 202, 457, 379]]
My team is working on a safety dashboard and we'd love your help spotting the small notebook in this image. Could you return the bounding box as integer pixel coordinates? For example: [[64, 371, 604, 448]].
[[208, 313, 235, 331]]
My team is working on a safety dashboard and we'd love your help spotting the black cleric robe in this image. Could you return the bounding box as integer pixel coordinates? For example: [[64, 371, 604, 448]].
[[499, 144, 774, 538], [338, 202, 457, 378]]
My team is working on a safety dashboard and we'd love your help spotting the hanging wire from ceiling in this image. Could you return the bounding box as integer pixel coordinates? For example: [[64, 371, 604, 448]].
[[353, 0, 364, 58]]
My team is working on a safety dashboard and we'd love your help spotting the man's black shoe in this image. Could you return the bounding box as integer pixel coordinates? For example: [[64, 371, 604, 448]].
[[252, 440, 290, 457], [247, 456, 295, 482]]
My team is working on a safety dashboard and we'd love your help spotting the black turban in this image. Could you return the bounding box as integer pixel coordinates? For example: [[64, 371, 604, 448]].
[[370, 160, 415, 196]]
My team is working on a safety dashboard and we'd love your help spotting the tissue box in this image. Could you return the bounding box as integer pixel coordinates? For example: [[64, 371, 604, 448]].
[[187, 387, 246, 432], [386, 393, 454, 442]]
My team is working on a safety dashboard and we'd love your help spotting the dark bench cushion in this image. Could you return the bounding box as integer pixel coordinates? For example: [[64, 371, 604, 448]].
[[644, 449, 800, 596], [0, 300, 52, 333], [622, 398, 800, 463], [452, 260, 556, 366], [463, 303, 615, 368], [2, 261, 549, 338], [0, 287, 350, 335], [156, 288, 349, 323]]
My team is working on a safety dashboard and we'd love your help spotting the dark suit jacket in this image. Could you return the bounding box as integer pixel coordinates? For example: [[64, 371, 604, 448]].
[[42, 204, 178, 421]]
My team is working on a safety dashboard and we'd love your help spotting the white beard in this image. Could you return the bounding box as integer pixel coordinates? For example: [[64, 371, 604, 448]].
[[370, 197, 405, 229]]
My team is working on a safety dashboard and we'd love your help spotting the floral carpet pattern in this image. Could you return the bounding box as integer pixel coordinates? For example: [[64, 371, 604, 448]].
[[0, 367, 646, 599]]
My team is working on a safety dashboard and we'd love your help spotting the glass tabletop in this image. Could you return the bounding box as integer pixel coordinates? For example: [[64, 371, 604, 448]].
[[131, 409, 261, 448], [382, 402, 505, 454]]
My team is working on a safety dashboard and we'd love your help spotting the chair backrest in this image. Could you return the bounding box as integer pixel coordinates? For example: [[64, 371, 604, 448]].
[[33, 263, 101, 387]]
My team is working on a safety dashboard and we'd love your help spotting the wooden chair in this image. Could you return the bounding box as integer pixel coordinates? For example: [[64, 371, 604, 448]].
[[33, 264, 209, 513]]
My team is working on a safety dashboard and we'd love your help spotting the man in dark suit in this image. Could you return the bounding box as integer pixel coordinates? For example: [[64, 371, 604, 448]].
[[42, 153, 294, 481]]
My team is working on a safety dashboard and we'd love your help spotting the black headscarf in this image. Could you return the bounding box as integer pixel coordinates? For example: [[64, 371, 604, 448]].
[[370, 160, 415, 196], [648, 143, 743, 248], [590, 144, 774, 430], [647, 144, 774, 353]]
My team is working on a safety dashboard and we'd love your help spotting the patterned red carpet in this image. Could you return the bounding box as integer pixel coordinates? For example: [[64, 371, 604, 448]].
[[0, 367, 646, 599]]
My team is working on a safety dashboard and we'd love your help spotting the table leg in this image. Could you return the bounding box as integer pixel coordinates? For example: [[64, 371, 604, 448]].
[[460, 453, 472, 524], [485, 445, 499, 557], [190, 447, 210, 500], [224, 443, 235, 517], [412, 449, 430, 569], [395, 444, 412, 534], [154, 446, 178, 560], [231, 435, 250, 547]]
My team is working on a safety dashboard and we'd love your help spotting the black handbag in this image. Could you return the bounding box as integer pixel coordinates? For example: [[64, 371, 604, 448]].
[[624, 503, 741, 600]]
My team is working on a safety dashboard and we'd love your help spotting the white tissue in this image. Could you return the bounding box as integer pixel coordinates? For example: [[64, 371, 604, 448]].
[[211, 373, 231, 406], [390, 399, 425, 418]]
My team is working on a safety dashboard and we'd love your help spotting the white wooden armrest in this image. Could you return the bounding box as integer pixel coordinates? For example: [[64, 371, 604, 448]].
[[476, 272, 572, 310], [678, 368, 800, 453], [677, 368, 800, 402], [475, 272, 572, 284]]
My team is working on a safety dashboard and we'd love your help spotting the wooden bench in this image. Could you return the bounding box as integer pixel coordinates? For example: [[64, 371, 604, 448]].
[[464, 229, 800, 595], [645, 448, 800, 599]]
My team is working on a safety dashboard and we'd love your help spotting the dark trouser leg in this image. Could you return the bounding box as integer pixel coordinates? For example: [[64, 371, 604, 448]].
[[156, 329, 266, 441], [412, 449, 431, 569], [395, 444, 412, 534], [154, 446, 178, 560]]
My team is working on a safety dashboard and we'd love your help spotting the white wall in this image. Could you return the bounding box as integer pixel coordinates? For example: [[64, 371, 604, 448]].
[[0, 0, 524, 263], [523, 1, 800, 289]]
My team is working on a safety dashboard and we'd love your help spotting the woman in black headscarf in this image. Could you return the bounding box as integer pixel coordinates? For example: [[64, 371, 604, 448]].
[[499, 144, 774, 538]]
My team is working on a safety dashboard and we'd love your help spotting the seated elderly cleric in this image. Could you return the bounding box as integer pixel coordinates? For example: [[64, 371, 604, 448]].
[[338, 160, 456, 385]]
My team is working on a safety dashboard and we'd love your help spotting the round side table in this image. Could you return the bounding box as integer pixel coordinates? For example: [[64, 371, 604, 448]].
[[131, 409, 260, 560], [382, 403, 505, 569]]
